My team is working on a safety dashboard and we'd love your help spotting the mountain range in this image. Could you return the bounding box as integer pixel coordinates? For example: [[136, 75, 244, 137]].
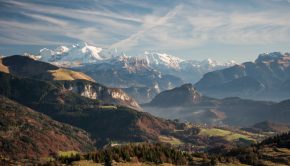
[[32, 42, 236, 74], [27, 42, 290, 103], [25, 42, 236, 103]]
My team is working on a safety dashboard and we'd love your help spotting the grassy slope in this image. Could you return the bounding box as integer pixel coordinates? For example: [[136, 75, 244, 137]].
[[48, 68, 95, 82], [1, 55, 94, 82], [158, 135, 183, 145]]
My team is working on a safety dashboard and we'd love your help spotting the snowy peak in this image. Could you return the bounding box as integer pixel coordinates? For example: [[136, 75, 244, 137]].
[[110, 54, 150, 73], [69, 41, 104, 61], [224, 60, 237, 66], [39, 42, 121, 66], [200, 58, 237, 68], [55, 45, 69, 54], [200, 58, 219, 67], [142, 51, 184, 70], [141, 51, 236, 71]]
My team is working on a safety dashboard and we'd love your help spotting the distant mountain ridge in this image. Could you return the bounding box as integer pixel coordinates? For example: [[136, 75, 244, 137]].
[[195, 52, 290, 101]]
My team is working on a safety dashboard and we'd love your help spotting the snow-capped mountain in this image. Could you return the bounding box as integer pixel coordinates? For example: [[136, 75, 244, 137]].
[[38, 42, 124, 67], [110, 54, 150, 73], [36, 42, 236, 71], [137, 51, 236, 73], [141, 51, 185, 70], [29, 42, 237, 103], [31, 41, 237, 84], [135, 51, 236, 83]]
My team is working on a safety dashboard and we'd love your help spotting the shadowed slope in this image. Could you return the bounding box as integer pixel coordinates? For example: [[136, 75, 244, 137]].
[[0, 96, 95, 160]]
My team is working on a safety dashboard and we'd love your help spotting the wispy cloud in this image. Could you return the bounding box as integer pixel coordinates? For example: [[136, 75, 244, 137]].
[[111, 0, 290, 52], [0, 0, 142, 46], [0, 0, 289, 58]]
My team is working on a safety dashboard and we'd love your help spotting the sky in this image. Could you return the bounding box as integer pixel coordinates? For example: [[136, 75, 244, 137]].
[[0, 0, 290, 62]]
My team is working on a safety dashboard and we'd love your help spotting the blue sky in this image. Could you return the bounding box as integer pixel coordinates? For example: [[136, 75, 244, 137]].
[[0, 0, 290, 62]]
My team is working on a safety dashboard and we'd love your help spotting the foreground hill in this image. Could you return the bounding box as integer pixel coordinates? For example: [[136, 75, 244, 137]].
[[195, 52, 290, 101], [0, 55, 140, 110], [0, 58, 181, 147], [0, 96, 95, 161], [0, 71, 166, 146], [142, 84, 290, 127], [0, 73, 258, 154]]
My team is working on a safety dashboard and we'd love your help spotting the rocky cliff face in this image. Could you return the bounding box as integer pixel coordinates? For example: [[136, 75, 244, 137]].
[[75, 60, 183, 103], [59, 80, 141, 110]]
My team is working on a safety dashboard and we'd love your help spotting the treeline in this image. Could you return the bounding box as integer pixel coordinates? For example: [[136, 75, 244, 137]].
[[46, 132, 290, 165], [211, 132, 290, 165], [260, 131, 290, 148], [47, 143, 218, 165], [224, 146, 262, 165], [46, 143, 261, 165], [84, 143, 191, 165]]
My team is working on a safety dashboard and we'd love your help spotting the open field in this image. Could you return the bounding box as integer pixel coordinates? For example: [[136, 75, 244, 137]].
[[58, 151, 79, 158], [158, 135, 183, 145], [199, 128, 255, 141]]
